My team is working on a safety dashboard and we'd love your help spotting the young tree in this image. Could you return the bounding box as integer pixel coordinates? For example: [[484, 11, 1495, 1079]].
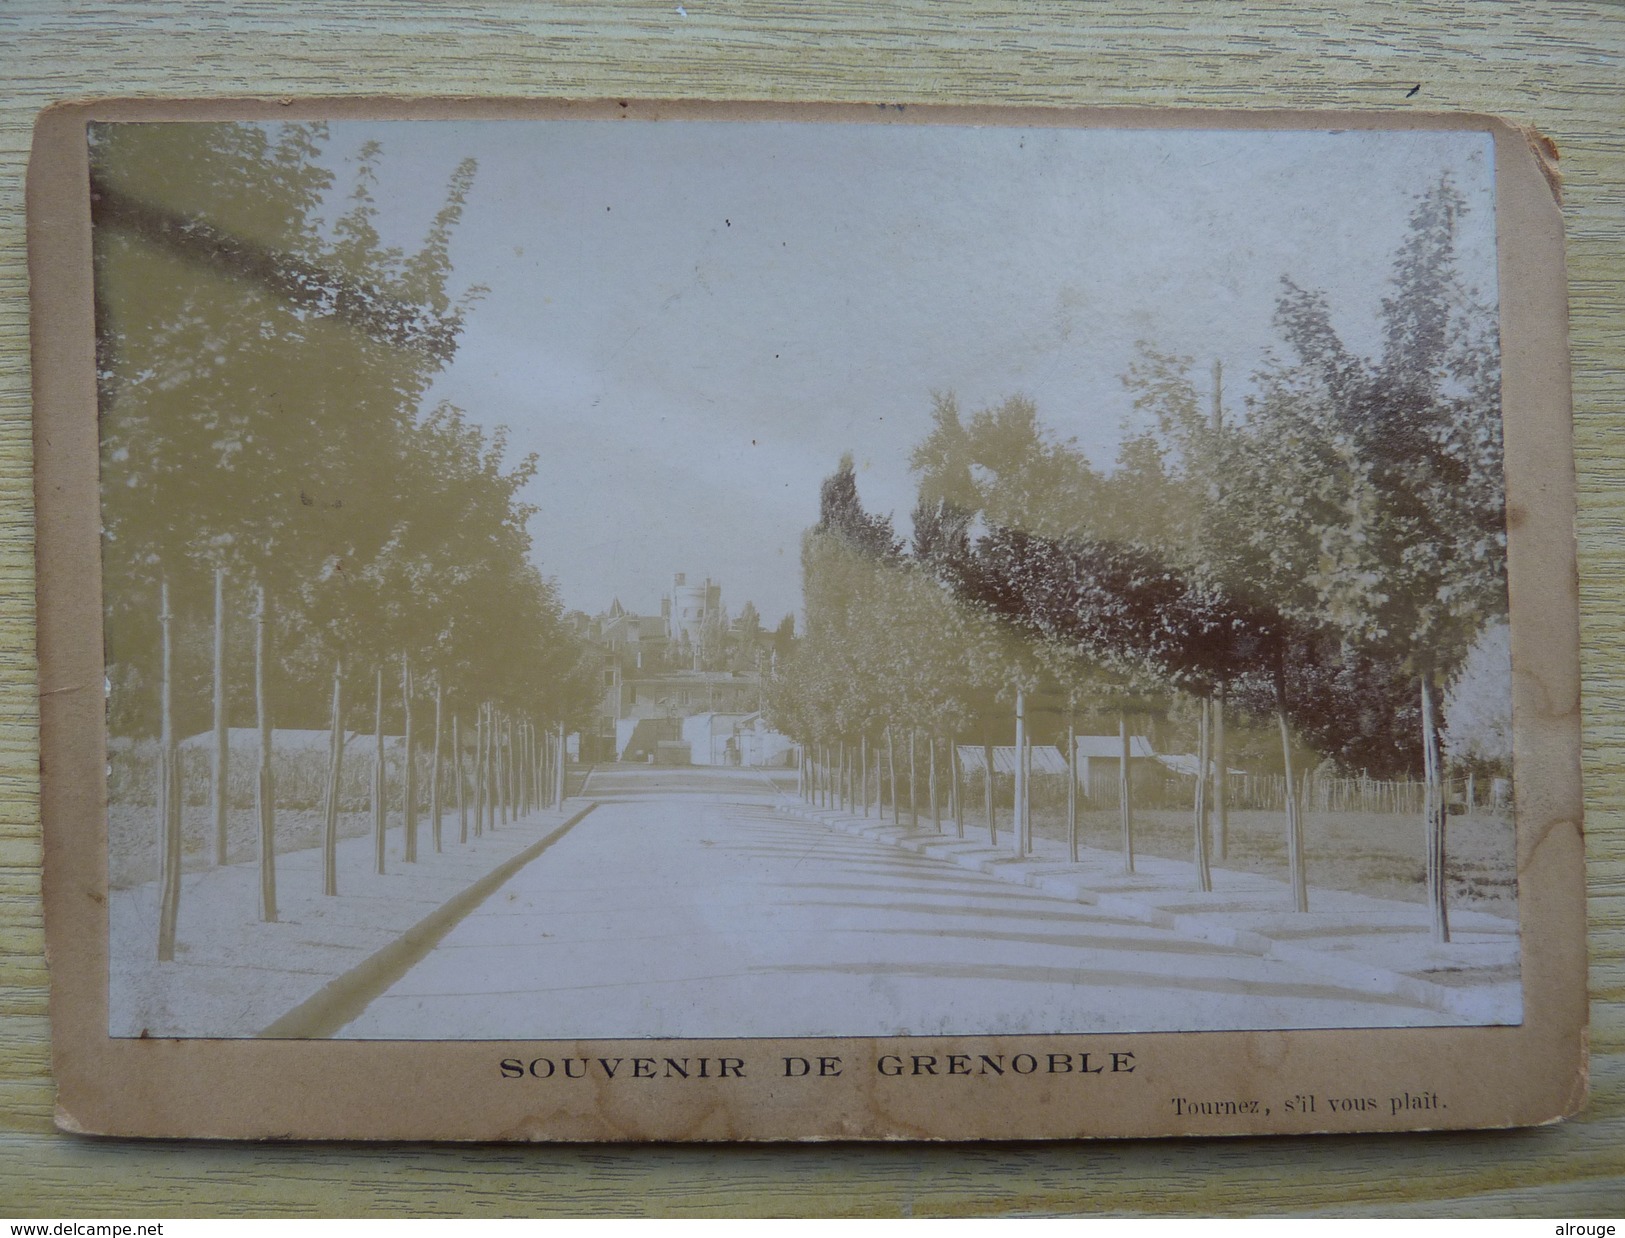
[[1118, 348, 1309, 901], [94, 123, 485, 739], [1251, 177, 1506, 940], [94, 122, 598, 928], [909, 393, 1100, 850]]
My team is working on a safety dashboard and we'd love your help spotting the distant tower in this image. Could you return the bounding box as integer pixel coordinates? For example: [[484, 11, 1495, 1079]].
[[667, 572, 723, 669]]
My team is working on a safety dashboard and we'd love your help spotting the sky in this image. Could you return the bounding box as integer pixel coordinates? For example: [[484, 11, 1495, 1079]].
[[321, 119, 1498, 625]]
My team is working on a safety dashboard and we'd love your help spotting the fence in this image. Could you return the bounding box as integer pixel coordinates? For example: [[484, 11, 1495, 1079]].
[[796, 735, 1504, 825]]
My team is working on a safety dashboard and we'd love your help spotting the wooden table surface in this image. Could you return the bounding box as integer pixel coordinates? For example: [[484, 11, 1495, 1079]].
[[2, 1, 1621, 1217]]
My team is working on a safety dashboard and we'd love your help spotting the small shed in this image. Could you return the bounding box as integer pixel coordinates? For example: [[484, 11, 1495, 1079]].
[[1072, 735, 1157, 798]]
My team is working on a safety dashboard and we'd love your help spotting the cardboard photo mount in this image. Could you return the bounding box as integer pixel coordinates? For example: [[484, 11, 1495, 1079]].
[[29, 99, 1585, 1141]]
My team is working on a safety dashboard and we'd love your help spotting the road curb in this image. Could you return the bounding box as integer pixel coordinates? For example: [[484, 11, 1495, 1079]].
[[259, 802, 599, 1038]]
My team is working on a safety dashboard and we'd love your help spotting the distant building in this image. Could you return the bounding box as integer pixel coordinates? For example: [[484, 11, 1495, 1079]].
[[954, 736, 1187, 800], [572, 574, 783, 763], [664, 572, 723, 669], [1071, 735, 1158, 798]]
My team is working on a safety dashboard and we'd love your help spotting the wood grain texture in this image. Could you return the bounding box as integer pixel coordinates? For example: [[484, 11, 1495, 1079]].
[[1, 0, 1621, 1216]]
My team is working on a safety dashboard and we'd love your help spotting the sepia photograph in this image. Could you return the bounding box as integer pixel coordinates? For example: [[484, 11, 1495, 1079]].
[[83, 112, 1527, 1046]]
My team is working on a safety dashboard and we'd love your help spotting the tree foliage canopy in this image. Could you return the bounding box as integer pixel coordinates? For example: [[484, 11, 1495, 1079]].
[[771, 176, 1505, 782], [93, 122, 595, 736]]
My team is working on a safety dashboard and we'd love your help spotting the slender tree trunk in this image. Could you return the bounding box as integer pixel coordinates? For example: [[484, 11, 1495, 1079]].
[[983, 739, 996, 845], [473, 708, 485, 838], [540, 720, 552, 808], [1193, 695, 1213, 892], [1215, 681, 1229, 860], [1119, 710, 1135, 875], [1066, 715, 1078, 863], [1024, 722, 1034, 855], [488, 710, 499, 830], [887, 728, 899, 825], [512, 718, 521, 816], [1014, 688, 1028, 854], [481, 705, 494, 828], [1422, 673, 1451, 942], [910, 727, 923, 825], [929, 734, 941, 831], [506, 715, 515, 821], [373, 666, 386, 872], [556, 722, 568, 806], [874, 745, 882, 817], [860, 735, 869, 817], [402, 654, 416, 863], [488, 707, 498, 829], [455, 713, 467, 843], [254, 585, 277, 922], [480, 705, 491, 832], [542, 718, 555, 805], [1277, 664, 1308, 913], [211, 566, 228, 867], [481, 706, 491, 830], [518, 718, 528, 817], [486, 705, 498, 833], [951, 738, 964, 839], [322, 659, 343, 896], [487, 708, 500, 825], [431, 682, 443, 852], [156, 579, 181, 961]]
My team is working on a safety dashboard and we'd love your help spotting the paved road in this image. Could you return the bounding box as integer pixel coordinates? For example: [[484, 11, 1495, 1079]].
[[337, 765, 1444, 1038]]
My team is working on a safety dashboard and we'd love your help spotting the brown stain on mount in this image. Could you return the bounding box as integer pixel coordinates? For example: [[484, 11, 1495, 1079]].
[[1515, 123, 1562, 204]]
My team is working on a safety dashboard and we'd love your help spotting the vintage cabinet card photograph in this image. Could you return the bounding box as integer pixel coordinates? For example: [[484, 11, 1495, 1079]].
[[29, 100, 1585, 1140]]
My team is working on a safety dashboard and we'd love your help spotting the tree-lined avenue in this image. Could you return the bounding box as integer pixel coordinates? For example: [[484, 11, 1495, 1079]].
[[337, 766, 1444, 1039]]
